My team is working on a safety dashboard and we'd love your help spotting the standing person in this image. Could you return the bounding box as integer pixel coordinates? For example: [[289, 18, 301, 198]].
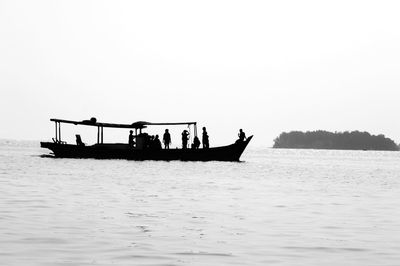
[[181, 130, 189, 149], [238, 129, 246, 142], [202, 127, 209, 149], [128, 130, 135, 147], [149, 135, 155, 149], [163, 129, 171, 149]]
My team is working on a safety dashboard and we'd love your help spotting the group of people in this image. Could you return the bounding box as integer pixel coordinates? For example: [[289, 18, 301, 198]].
[[128, 127, 246, 150], [129, 130, 162, 149], [163, 127, 209, 150]]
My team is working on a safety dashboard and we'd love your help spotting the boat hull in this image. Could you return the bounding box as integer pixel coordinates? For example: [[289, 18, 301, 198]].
[[40, 136, 253, 162]]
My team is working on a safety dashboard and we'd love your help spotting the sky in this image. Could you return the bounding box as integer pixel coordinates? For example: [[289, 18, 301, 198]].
[[1, 0, 400, 147]]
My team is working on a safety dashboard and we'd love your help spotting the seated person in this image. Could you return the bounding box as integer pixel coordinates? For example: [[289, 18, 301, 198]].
[[154, 135, 162, 149], [191, 136, 201, 149], [76, 134, 85, 146], [238, 129, 246, 142]]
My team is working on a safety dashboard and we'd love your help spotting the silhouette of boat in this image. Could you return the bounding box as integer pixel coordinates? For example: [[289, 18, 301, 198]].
[[40, 118, 253, 161]]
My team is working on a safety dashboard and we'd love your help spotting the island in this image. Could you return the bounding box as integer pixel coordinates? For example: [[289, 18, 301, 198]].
[[273, 130, 399, 151]]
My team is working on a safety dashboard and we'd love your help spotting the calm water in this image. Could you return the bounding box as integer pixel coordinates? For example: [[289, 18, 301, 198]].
[[1, 141, 400, 266]]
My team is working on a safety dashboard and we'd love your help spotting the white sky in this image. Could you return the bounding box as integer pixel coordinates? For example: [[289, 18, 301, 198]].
[[1, 0, 399, 146]]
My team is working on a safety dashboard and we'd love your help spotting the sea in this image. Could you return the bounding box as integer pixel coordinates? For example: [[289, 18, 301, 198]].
[[1, 140, 399, 266]]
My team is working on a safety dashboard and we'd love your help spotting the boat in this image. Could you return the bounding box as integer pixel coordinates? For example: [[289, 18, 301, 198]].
[[40, 118, 253, 161]]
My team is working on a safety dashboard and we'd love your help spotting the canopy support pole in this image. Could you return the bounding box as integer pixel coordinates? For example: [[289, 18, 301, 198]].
[[97, 126, 100, 144], [55, 122, 58, 142], [58, 122, 61, 142]]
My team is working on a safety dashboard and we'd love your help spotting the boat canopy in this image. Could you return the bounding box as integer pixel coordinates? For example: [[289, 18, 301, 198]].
[[50, 118, 198, 144], [50, 118, 197, 129]]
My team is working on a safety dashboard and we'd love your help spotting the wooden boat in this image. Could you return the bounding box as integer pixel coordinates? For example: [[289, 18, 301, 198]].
[[40, 118, 253, 161]]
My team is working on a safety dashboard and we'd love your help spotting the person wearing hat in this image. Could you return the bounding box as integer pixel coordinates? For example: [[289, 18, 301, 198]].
[[181, 130, 190, 149]]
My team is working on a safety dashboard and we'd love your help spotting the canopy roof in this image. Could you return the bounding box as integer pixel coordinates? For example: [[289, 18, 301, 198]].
[[50, 118, 197, 129]]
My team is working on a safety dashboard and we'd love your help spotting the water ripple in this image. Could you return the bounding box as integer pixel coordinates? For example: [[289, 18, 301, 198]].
[[1, 145, 400, 265]]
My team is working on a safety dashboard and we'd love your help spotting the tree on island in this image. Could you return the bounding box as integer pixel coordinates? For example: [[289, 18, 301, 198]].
[[273, 130, 399, 151]]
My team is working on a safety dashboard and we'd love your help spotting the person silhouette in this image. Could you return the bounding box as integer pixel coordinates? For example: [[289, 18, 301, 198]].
[[154, 135, 162, 149], [149, 135, 155, 149], [128, 130, 135, 147], [163, 129, 171, 149], [182, 130, 189, 149], [238, 129, 246, 142], [202, 127, 209, 149], [192, 136, 201, 149]]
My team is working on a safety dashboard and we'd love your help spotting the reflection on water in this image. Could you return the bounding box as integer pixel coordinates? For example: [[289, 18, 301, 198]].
[[0, 143, 400, 265]]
